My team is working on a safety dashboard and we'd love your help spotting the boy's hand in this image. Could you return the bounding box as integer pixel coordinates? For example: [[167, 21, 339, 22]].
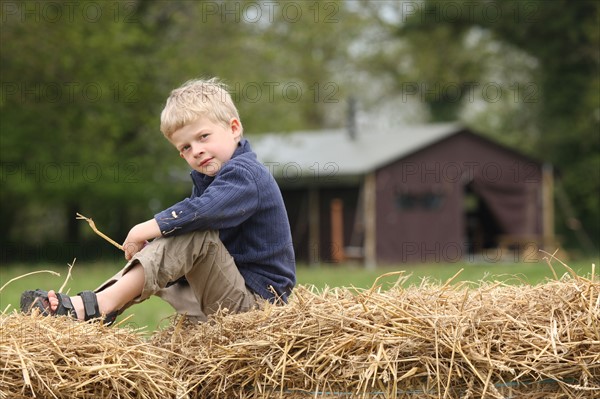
[[123, 219, 161, 260]]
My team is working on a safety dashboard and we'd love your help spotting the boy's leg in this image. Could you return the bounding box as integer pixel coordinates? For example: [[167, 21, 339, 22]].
[[95, 262, 145, 315], [95, 230, 258, 319], [156, 281, 208, 321], [43, 263, 144, 321]]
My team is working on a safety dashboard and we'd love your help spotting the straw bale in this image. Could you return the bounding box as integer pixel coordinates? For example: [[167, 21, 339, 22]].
[[2, 274, 599, 399], [0, 312, 183, 399], [150, 275, 599, 399]]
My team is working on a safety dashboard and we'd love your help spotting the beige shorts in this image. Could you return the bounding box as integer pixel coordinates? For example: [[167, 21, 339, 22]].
[[96, 230, 259, 322]]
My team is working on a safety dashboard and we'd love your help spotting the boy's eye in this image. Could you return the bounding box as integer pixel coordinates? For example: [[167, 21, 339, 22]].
[[181, 145, 190, 152], [200, 134, 209, 140]]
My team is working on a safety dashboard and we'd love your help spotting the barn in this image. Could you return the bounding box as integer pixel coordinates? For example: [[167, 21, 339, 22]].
[[249, 122, 554, 266]]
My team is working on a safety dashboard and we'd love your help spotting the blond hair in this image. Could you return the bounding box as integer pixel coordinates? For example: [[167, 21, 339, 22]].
[[160, 78, 242, 138]]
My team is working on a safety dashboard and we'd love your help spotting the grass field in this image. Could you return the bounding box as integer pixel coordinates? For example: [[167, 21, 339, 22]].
[[1, 257, 596, 333]]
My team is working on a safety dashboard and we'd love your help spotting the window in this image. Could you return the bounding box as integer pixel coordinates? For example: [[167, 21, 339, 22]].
[[396, 190, 444, 211]]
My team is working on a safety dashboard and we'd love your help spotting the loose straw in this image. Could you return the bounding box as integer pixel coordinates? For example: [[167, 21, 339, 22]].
[[76, 213, 123, 251], [0, 270, 60, 293], [1, 271, 598, 398]]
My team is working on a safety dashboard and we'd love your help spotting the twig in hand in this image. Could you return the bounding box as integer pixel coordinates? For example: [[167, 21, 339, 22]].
[[76, 213, 123, 251]]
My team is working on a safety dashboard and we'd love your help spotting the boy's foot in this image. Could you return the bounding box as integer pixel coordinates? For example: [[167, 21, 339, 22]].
[[47, 290, 85, 321], [20, 289, 118, 325]]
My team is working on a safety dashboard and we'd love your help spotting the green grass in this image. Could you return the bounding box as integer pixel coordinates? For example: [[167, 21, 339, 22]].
[[0, 261, 176, 332], [1, 257, 596, 333], [297, 257, 595, 288]]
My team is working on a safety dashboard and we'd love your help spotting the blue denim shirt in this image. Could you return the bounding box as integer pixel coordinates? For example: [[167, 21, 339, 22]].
[[154, 139, 296, 302]]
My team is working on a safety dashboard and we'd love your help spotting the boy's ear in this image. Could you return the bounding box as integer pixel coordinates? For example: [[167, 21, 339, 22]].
[[229, 118, 242, 139]]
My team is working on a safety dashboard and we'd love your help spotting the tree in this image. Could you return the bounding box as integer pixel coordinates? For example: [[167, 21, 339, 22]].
[[0, 1, 173, 253], [355, 0, 599, 253], [0, 0, 362, 259]]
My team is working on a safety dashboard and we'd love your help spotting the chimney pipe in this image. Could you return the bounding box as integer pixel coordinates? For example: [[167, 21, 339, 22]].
[[347, 96, 357, 140]]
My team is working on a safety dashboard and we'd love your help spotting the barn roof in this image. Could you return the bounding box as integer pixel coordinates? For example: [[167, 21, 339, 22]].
[[249, 122, 464, 179]]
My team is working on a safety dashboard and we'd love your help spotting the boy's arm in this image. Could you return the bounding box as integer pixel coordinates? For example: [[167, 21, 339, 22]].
[[155, 164, 259, 237], [122, 219, 161, 260]]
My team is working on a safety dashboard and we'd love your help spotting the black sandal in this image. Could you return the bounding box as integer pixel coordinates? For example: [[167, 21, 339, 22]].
[[20, 289, 118, 325]]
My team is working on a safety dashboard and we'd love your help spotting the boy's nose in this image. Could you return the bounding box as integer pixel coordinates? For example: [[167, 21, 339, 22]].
[[192, 143, 204, 157]]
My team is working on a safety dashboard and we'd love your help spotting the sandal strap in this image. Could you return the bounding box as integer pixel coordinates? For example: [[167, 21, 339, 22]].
[[104, 311, 118, 326], [21, 289, 117, 325], [55, 292, 77, 320], [78, 290, 101, 321], [20, 289, 78, 320]]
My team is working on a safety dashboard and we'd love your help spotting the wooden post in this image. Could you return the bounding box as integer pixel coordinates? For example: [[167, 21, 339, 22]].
[[363, 172, 376, 270], [330, 198, 344, 263], [308, 187, 320, 266], [542, 163, 554, 250]]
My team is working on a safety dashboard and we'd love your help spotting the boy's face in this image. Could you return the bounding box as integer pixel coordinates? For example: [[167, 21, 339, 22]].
[[170, 116, 242, 176]]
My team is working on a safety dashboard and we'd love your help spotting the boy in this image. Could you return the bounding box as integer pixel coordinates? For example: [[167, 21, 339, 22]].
[[21, 78, 296, 324]]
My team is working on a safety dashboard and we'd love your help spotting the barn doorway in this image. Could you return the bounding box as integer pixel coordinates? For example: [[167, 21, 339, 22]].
[[463, 182, 503, 254]]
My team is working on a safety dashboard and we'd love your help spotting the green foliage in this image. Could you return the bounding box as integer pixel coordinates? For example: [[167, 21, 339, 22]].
[[0, 0, 597, 258], [1, 1, 177, 246], [0, 0, 356, 253]]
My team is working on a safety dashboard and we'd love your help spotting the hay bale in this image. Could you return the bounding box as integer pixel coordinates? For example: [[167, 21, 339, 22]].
[[151, 275, 599, 398], [0, 312, 183, 399], [2, 273, 599, 398]]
